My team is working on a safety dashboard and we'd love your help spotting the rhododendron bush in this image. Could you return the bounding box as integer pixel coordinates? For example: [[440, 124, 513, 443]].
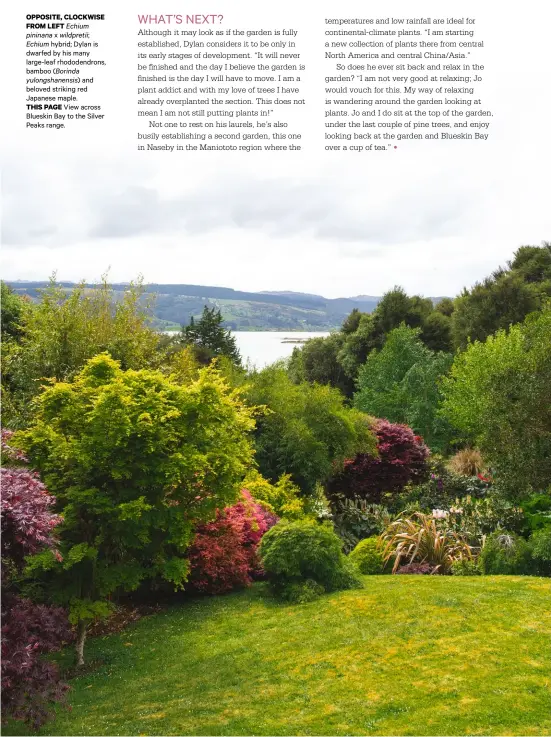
[[188, 490, 278, 594]]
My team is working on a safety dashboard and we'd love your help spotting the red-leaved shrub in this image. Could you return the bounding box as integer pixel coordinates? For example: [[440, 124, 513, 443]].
[[396, 562, 438, 575], [1, 467, 62, 571], [1, 444, 73, 728], [327, 419, 430, 506], [187, 490, 278, 594], [1, 595, 73, 728]]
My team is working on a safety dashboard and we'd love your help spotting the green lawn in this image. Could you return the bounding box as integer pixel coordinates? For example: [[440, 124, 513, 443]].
[[8, 576, 551, 736]]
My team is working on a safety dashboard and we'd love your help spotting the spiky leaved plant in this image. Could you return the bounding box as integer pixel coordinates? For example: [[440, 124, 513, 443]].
[[381, 512, 473, 574], [447, 448, 486, 477]]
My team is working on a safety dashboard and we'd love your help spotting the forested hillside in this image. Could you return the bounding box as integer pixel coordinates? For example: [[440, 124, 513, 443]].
[[4, 281, 382, 331]]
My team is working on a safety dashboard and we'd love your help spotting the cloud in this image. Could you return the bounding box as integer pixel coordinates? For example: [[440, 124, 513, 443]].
[[2, 156, 478, 249]]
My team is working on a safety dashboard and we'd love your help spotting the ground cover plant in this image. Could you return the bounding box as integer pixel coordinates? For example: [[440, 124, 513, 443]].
[[3, 577, 550, 737], [330, 499, 391, 553]]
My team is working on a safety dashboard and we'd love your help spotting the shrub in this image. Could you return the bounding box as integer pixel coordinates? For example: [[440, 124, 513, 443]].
[[1, 460, 72, 728], [479, 531, 533, 575], [331, 498, 391, 553], [1, 429, 29, 466], [450, 559, 481, 576], [440, 495, 525, 548], [530, 527, 551, 562], [1, 467, 62, 571], [259, 519, 362, 601], [447, 449, 486, 477], [381, 512, 473, 574], [349, 537, 385, 574], [243, 470, 305, 519], [188, 491, 278, 594], [520, 493, 551, 533], [1, 595, 73, 729], [245, 365, 376, 496], [397, 455, 492, 515], [396, 562, 437, 575], [327, 419, 430, 507], [276, 579, 326, 604], [529, 527, 551, 576]]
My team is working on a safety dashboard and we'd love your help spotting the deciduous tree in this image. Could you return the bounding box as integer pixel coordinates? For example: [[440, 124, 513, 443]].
[[5, 275, 160, 427], [354, 325, 454, 452], [246, 365, 375, 495], [441, 305, 551, 495], [17, 353, 256, 665], [327, 419, 430, 506]]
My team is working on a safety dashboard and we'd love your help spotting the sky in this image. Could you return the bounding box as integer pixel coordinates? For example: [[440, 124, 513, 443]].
[[2, 0, 550, 299]]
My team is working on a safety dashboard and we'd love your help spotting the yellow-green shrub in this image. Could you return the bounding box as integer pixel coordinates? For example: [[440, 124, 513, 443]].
[[349, 537, 384, 574], [243, 470, 305, 519]]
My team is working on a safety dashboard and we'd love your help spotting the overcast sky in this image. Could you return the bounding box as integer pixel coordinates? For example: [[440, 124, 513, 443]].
[[2, 0, 550, 298]]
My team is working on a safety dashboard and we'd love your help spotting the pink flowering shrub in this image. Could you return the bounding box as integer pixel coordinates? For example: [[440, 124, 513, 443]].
[[188, 490, 278, 594]]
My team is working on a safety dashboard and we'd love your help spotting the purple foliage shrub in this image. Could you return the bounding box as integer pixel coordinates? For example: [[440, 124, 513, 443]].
[[328, 419, 430, 505], [1, 435, 73, 728]]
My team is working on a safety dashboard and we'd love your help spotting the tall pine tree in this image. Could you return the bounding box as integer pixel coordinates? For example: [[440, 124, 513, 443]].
[[181, 306, 241, 366]]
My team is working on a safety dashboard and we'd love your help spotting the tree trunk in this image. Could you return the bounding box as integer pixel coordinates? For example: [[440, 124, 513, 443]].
[[75, 620, 88, 667]]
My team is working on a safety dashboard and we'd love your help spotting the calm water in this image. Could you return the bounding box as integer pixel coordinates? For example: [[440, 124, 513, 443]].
[[234, 331, 329, 368]]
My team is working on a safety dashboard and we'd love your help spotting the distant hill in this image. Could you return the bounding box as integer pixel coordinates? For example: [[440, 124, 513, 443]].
[[258, 290, 326, 301], [349, 295, 382, 302], [4, 282, 438, 332]]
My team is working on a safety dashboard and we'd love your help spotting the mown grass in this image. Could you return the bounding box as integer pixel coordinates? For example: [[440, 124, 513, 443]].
[[6, 576, 551, 736]]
